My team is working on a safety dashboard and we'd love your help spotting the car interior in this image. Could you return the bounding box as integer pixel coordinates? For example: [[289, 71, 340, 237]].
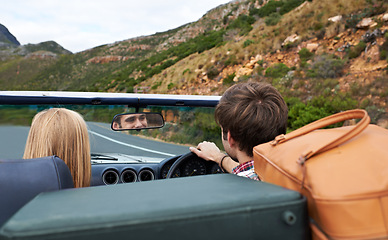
[[0, 155, 310, 240], [0, 156, 74, 226], [0, 159, 309, 240], [0, 92, 310, 239]]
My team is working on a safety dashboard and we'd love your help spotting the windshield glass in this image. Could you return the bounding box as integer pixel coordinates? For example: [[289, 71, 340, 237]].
[[0, 105, 221, 160]]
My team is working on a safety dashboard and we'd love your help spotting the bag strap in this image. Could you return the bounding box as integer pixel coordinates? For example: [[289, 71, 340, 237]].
[[271, 109, 370, 164]]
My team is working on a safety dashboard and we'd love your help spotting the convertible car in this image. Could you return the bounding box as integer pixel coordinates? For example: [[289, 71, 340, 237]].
[[0, 91, 309, 240]]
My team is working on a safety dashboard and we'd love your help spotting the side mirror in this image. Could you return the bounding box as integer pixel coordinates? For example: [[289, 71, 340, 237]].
[[111, 113, 164, 131]]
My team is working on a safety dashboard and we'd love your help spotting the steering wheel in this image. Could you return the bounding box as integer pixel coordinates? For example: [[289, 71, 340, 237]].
[[166, 152, 204, 178]]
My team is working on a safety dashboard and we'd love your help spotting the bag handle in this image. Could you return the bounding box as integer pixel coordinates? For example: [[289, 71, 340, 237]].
[[271, 109, 370, 164]]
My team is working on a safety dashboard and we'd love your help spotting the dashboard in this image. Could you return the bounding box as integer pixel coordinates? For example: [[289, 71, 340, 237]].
[[91, 154, 223, 186]]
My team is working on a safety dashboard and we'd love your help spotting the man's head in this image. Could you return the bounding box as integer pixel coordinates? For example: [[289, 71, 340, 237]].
[[113, 113, 148, 130], [215, 82, 288, 157]]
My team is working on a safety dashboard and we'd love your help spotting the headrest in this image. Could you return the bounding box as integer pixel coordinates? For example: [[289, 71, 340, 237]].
[[0, 156, 74, 226]]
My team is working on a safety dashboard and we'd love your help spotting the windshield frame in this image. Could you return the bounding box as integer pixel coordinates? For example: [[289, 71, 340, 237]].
[[0, 91, 220, 108]]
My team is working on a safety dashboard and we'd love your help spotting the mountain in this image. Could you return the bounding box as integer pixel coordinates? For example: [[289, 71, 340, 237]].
[[0, 23, 71, 57], [0, 0, 387, 127], [0, 26, 72, 90], [16, 41, 72, 55], [0, 24, 20, 47]]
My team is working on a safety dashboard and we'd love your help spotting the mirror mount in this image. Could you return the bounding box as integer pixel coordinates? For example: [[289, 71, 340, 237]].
[[129, 104, 148, 114], [135, 107, 140, 132]]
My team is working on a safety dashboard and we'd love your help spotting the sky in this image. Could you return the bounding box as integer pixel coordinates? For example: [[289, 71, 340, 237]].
[[1, 0, 231, 53]]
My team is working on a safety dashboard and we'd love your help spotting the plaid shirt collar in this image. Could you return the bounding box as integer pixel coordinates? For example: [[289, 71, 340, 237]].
[[232, 160, 259, 181]]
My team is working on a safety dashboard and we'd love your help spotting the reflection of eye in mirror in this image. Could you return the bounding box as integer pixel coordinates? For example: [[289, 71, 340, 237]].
[[111, 113, 164, 131]]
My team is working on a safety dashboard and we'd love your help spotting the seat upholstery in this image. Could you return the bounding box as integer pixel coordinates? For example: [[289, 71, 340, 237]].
[[0, 156, 74, 227], [0, 174, 309, 240]]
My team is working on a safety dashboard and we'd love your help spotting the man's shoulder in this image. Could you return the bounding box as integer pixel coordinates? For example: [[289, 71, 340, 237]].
[[232, 160, 259, 180]]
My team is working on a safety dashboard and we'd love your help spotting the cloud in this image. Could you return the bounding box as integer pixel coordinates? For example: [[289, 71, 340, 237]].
[[0, 0, 230, 53]]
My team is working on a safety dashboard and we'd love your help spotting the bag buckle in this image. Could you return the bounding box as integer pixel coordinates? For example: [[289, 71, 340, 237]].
[[297, 156, 306, 165], [297, 155, 310, 190], [271, 134, 285, 146], [298, 151, 313, 165]]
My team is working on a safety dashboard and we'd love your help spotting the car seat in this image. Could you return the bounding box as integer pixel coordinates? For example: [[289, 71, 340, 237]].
[[0, 156, 74, 226]]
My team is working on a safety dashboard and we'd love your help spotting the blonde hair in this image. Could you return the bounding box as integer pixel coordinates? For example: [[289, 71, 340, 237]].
[[23, 108, 91, 188]]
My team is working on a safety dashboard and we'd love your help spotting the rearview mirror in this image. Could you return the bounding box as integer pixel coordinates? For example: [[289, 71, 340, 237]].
[[111, 113, 164, 131]]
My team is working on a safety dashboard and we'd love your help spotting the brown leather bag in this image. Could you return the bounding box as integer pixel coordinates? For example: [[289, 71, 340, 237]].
[[253, 109, 388, 239]]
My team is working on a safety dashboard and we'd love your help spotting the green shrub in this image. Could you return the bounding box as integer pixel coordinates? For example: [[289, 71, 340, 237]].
[[288, 103, 330, 130], [207, 66, 220, 79], [126, 86, 134, 93], [116, 82, 127, 92], [238, 75, 250, 82], [249, 7, 260, 17], [151, 81, 162, 90], [380, 50, 388, 61], [279, 0, 305, 15], [224, 55, 238, 66], [380, 38, 388, 60], [252, 0, 284, 17], [348, 41, 366, 59], [307, 54, 345, 78], [313, 22, 324, 31], [265, 12, 282, 26], [287, 94, 358, 130], [223, 15, 229, 25], [254, 65, 264, 76], [250, 0, 304, 17], [257, 59, 265, 66], [300, 60, 308, 68], [223, 73, 235, 85], [365, 105, 386, 124], [298, 48, 314, 61], [243, 39, 254, 48], [227, 14, 255, 35], [265, 63, 290, 78], [311, 94, 358, 113], [345, 2, 386, 29]]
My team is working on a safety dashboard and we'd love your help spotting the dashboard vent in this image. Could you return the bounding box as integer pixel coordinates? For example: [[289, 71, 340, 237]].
[[138, 169, 155, 182], [121, 169, 137, 183], [102, 169, 119, 185]]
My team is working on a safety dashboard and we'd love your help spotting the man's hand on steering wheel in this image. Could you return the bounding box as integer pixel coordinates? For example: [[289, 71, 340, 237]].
[[189, 141, 225, 165]]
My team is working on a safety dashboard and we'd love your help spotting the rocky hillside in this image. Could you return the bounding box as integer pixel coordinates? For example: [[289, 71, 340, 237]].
[[139, 0, 388, 127], [0, 0, 387, 127]]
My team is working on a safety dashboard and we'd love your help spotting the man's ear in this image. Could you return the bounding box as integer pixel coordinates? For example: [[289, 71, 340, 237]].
[[227, 131, 236, 148], [112, 122, 120, 129]]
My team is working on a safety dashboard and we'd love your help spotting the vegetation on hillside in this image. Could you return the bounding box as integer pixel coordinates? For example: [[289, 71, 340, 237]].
[[144, 0, 387, 130], [0, 0, 387, 145]]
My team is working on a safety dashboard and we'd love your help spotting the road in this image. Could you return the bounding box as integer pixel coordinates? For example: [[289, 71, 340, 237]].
[[0, 122, 190, 160]]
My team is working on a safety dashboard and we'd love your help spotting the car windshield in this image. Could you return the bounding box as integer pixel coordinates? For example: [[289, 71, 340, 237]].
[[0, 104, 221, 161]]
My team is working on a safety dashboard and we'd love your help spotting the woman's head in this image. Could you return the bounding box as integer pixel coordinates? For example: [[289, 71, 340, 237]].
[[23, 108, 91, 188]]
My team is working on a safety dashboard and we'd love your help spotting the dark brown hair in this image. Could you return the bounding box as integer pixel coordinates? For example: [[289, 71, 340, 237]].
[[215, 82, 288, 157]]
